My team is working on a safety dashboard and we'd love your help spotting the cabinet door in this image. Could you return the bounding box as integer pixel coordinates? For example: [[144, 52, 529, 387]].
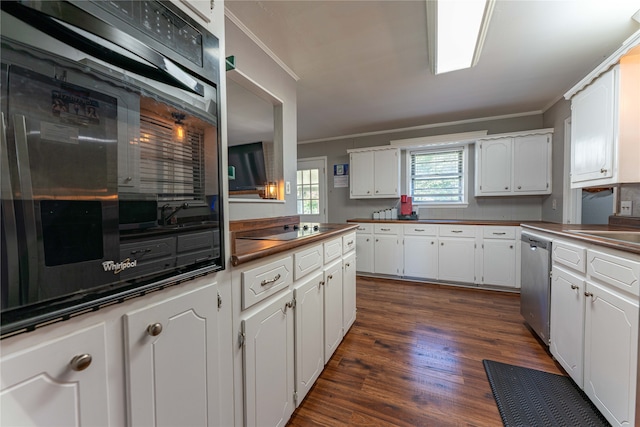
[[324, 259, 344, 363], [1, 324, 109, 427], [343, 252, 357, 333], [294, 271, 325, 405], [513, 134, 551, 193], [374, 234, 400, 275], [550, 266, 585, 387], [571, 68, 616, 185], [438, 238, 476, 283], [350, 151, 374, 197], [373, 149, 399, 197], [355, 233, 374, 273], [124, 283, 219, 427], [584, 281, 638, 426], [404, 235, 438, 279], [478, 138, 512, 194], [482, 240, 516, 287], [242, 290, 295, 427]]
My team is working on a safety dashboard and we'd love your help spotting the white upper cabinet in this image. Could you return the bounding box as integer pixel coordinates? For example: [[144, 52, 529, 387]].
[[475, 129, 553, 196], [565, 35, 640, 188], [348, 147, 400, 198]]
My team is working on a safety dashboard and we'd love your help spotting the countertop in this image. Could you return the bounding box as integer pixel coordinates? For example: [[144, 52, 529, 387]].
[[347, 218, 640, 255], [231, 222, 358, 266]]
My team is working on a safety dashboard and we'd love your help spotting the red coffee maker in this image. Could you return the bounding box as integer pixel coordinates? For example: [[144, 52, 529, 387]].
[[400, 195, 412, 216]]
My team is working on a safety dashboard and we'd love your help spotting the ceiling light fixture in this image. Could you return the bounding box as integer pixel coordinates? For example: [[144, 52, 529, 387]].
[[426, 0, 495, 75]]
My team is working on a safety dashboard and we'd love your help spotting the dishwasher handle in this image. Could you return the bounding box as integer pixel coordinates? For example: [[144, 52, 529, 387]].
[[521, 233, 551, 251]]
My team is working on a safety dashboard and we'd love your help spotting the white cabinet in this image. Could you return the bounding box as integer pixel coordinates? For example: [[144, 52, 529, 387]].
[[549, 238, 639, 427], [348, 147, 400, 198], [1, 323, 109, 427], [323, 259, 344, 363], [355, 223, 374, 273], [373, 224, 403, 276], [124, 282, 219, 427], [566, 38, 640, 188], [481, 227, 519, 288], [438, 225, 477, 283], [293, 270, 325, 405], [242, 290, 295, 427], [403, 224, 438, 279], [343, 251, 357, 333], [550, 265, 586, 386], [475, 129, 553, 196]]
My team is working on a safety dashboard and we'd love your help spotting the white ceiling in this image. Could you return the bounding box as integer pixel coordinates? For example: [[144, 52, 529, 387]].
[[225, 0, 640, 144]]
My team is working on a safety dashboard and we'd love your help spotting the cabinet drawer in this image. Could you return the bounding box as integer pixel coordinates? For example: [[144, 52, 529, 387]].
[[374, 224, 401, 235], [342, 232, 356, 254], [242, 256, 293, 310], [403, 224, 437, 236], [294, 244, 323, 281], [355, 223, 373, 234], [324, 237, 343, 264], [439, 225, 476, 238], [587, 249, 640, 296], [553, 240, 586, 274], [483, 227, 515, 239]]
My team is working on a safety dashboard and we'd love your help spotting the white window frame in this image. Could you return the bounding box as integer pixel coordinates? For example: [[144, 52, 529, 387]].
[[405, 145, 469, 208]]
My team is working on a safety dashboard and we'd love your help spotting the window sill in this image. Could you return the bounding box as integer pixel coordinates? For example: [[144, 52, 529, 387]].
[[414, 203, 469, 209]]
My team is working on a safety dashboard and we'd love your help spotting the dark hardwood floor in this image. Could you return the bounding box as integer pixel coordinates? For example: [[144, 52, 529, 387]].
[[287, 276, 564, 427]]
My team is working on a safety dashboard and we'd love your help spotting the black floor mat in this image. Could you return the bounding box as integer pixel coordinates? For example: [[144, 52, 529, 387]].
[[482, 360, 610, 427]]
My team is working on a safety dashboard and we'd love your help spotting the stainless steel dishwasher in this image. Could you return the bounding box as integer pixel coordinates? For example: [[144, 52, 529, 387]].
[[520, 232, 552, 345]]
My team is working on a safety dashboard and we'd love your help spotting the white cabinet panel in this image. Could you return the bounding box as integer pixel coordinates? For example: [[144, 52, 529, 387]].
[[1, 323, 109, 427], [438, 237, 476, 283], [242, 290, 295, 427], [294, 244, 323, 281], [241, 256, 293, 309], [482, 240, 516, 287], [404, 235, 438, 279], [343, 252, 357, 333], [349, 148, 400, 198], [478, 138, 512, 194], [550, 266, 585, 387], [323, 259, 344, 363], [124, 282, 219, 427], [294, 271, 324, 405]]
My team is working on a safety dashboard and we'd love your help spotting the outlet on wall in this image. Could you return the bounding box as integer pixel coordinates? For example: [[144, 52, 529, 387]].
[[620, 200, 633, 216]]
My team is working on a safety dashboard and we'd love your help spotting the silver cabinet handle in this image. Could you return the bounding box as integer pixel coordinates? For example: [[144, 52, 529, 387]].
[[571, 285, 579, 290], [600, 168, 607, 174], [584, 292, 594, 298], [380, 228, 391, 231], [260, 273, 281, 286], [319, 280, 325, 288], [345, 263, 351, 267], [327, 274, 333, 280], [450, 230, 463, 233], [147, 323, 163, 336], [69, 354, 92, 371], [414, 228, 425, 232], [347, 240, 354, 246], [492, 232, 506, 235], [518, 186, 522, 189]]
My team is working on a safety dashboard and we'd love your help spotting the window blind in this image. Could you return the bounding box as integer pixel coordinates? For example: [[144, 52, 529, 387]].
[[410, 148, 464, 203]]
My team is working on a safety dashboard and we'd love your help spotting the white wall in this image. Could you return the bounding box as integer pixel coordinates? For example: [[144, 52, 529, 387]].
[[298, 114, 551, 223], [224, 17, 298, 221]]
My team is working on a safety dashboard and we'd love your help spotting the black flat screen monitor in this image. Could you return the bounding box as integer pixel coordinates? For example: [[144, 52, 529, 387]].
[[228, 141, 268, 191]]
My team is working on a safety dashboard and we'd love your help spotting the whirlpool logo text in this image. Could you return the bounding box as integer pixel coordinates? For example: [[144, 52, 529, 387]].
[[102, 258, 138, 274]]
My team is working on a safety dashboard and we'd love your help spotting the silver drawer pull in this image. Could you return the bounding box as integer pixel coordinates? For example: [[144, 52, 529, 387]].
[[261, 274, 281, 286], [570, 285, 579, 290], [347, 240, 354, 246], [380, 228, 391, 231], [600, 168, 607, 174], [492, 232, 506, 235], [69, 354, 92, 372], [584, 292, 594, 298], [450, 230, 463, 233], [414, 228, 425, 232]]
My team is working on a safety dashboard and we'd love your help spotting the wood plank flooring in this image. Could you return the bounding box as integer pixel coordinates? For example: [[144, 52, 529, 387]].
[[287, 276, 564, 427]]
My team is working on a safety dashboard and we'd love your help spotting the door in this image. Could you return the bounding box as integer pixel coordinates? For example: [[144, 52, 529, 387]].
[[1, 323, 109, 426], [124, 283, 219, 427], [297, 157, 327, 223]]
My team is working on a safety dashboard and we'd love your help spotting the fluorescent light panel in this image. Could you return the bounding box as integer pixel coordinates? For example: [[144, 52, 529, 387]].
[[427, 0, 495, 75]]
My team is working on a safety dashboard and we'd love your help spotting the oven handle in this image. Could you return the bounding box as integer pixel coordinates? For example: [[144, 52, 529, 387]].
[[1, 1, 206, 96], [12, 114, 40, 304]]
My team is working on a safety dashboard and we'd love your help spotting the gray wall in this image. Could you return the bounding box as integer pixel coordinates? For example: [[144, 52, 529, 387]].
[[298, 114, 554, 224]]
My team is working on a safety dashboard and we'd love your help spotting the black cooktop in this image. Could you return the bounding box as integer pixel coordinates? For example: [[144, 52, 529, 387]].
[[237, 223, 322, 241]]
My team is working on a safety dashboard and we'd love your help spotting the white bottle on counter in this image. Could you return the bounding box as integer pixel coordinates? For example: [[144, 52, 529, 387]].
[[391, 208, 397, 219]]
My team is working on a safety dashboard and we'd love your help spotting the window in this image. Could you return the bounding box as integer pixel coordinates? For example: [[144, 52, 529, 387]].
[[297, 168, 320, 214], [408, 146, 467, 205]]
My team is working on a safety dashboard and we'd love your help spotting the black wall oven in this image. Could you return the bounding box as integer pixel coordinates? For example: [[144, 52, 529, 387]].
[[0, 0, 224, 336]]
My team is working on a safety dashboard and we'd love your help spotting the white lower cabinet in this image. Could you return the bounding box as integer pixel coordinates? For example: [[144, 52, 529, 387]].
[[550, 265, 585, 386], [373, 224, 402, 276], [124, 282, 219, 427], [481, 227, 519, 288], [343, 251, 357, 333], [242, 290, 295, 427], [403, 224, 438, 279], [293, 271, 325, 405], [0, 323, 109, 427], [584, 280, 638, 426], [355, 223, 374, 273], [438, 225, 478, 284], [550, 239, 639, 427], [323, 258, 344, 363]]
